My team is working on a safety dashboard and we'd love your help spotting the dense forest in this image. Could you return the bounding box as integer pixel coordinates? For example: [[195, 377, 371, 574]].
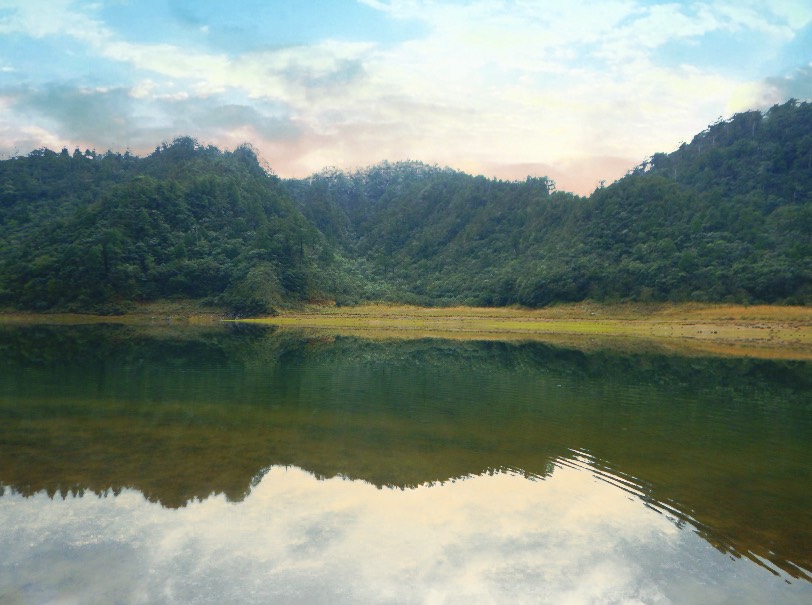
[[0, 140, 358, 313], [0, 100, 810, 313]]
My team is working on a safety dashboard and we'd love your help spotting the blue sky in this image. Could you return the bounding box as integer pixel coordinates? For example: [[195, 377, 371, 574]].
[[1, 0, 810, 193]]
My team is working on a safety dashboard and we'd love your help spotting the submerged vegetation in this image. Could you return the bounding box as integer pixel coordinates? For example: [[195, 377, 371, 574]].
[[0, 100, 810, 312]]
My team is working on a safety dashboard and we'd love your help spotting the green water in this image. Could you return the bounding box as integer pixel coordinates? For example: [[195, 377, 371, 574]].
[[0, 324, 810, 604]]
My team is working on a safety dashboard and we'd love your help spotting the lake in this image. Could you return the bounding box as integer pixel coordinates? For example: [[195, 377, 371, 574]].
[[0, 323, 810, 604]]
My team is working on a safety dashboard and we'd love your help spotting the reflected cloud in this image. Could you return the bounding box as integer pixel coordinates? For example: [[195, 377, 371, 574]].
[[1, 464, 808, 604], [0, 325, 810, 585]]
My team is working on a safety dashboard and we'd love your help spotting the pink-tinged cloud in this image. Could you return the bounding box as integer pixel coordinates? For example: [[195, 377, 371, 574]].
[[0, 0, 810, 190]]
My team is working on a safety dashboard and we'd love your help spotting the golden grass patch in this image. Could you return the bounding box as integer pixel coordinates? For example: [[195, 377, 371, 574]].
[[240, 302, 812, 360]]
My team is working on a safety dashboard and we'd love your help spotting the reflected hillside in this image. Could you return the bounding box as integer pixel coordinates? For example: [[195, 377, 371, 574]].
[[0, 324, 810, 579]]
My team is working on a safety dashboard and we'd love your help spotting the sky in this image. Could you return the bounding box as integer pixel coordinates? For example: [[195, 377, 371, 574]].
[[0, 1, 811, 194]]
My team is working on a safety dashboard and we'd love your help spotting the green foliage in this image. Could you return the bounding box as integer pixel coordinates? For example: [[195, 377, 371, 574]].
[[0, 138, 340, 313], [284, 100, 811, 306], [1, 101, 810, 312]]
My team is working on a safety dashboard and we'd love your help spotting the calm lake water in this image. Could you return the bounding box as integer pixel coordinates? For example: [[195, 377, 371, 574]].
[[0, 323, 810, 604]]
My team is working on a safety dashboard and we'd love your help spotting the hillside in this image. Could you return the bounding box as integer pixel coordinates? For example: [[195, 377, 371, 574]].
[[288, 99, 812, 306], [0, 139, 358, 313], [0, 100, 810, 313]]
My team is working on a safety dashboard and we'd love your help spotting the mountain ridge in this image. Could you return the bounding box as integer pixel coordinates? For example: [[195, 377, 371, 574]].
[[0, 99, 810, 312]]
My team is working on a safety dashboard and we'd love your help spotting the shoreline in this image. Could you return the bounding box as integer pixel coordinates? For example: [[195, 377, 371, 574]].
[[238, 302, 812, 360], [1, 301, 811, 360]]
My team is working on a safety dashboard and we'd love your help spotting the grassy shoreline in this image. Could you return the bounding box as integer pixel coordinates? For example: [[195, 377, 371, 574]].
[[0, 300, 228, 325], [239, 302, 812, 360], [1, 301, 811, 359]]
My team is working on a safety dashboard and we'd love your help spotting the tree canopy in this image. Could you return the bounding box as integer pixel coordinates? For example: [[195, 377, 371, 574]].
[[1, 101, 810, 313]]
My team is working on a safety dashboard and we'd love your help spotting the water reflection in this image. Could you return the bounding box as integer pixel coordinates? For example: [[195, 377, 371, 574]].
[[0, 324, 811, 598], [2, 464, 810, 605]]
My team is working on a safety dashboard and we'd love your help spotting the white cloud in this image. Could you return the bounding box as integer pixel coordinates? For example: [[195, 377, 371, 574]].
[[0, 0, 106, 40], [0, 0, 808, 192], [336, 0, 771, 186], [737, 0, 812, 29]]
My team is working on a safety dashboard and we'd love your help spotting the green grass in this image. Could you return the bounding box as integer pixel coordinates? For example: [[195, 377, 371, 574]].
[[238, 302, 812, 360], [3, 300, 810, 359]]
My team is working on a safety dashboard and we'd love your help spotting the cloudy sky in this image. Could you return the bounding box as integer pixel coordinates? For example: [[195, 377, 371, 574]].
[[1, 1, 810, 193]]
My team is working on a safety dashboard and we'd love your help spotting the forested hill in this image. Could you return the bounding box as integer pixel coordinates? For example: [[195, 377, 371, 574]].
[[288, 99, 812, 306], [0, 139, 355, 313], [0, 100, 810, 313]]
